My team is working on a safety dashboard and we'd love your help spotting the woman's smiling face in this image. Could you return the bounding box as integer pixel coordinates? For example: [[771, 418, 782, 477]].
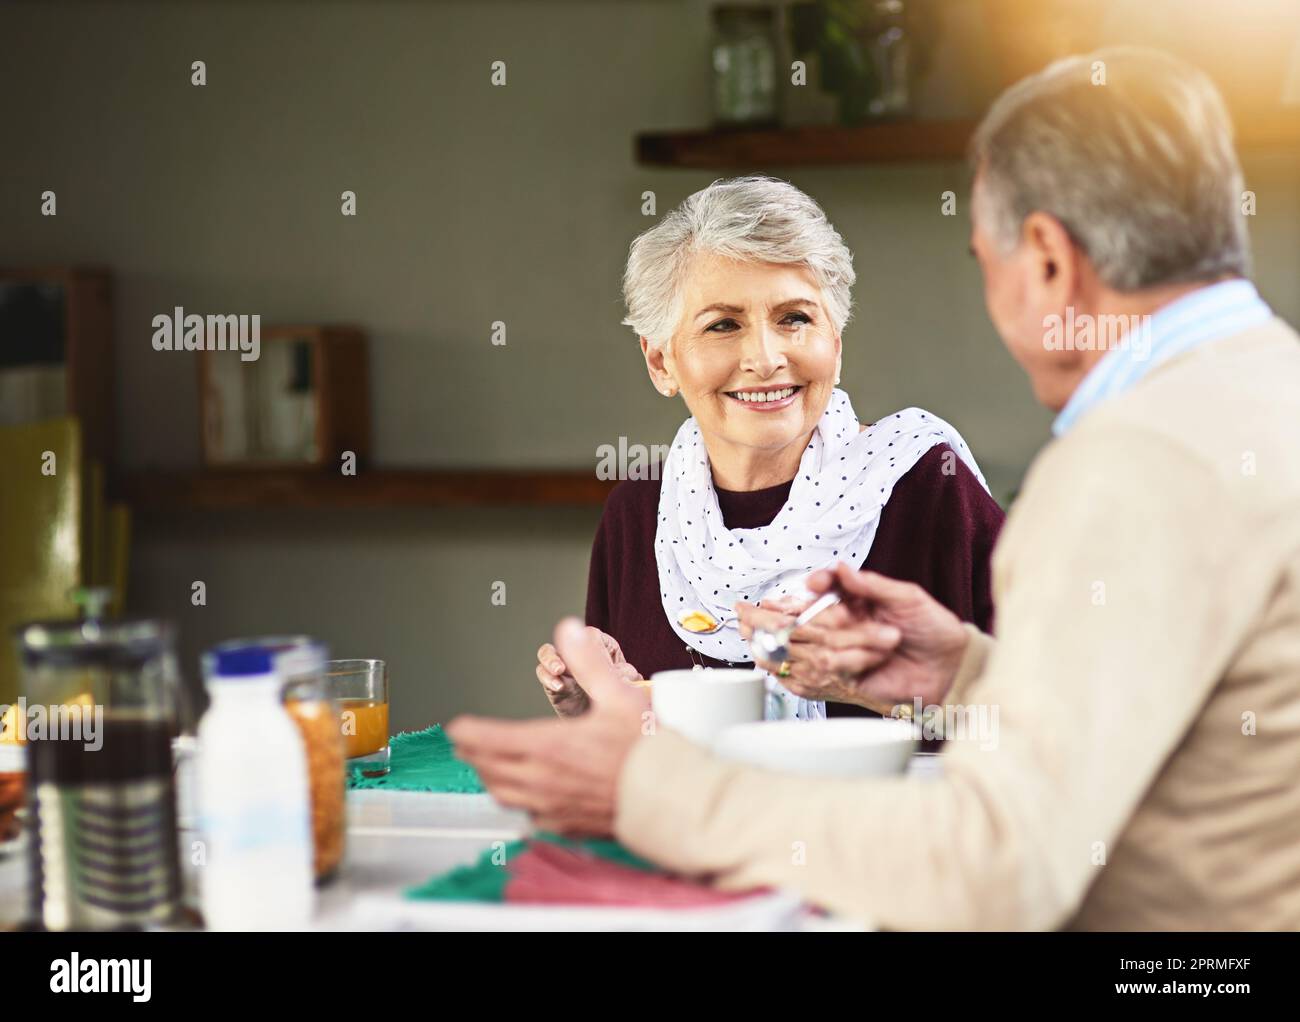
[[649, 255, 842, 468]]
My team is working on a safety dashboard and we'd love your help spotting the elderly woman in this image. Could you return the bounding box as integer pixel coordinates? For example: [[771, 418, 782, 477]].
[[536, 176, 1003, 719]]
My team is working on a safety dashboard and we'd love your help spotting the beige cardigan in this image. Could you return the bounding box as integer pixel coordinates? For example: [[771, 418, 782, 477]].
[[614, 319, 1300, 930]]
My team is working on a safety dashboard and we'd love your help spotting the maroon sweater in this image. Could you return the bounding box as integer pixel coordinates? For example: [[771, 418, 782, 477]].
[[585, 444, 1004, 717]]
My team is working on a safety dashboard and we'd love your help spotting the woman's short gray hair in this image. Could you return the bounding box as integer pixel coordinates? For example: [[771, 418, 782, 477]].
[[622, 176, 855, 347], [970, 47, 1251, 290]]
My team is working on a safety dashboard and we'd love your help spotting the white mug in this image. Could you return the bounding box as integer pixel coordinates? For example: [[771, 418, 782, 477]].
[[649, 668, 766, 749]]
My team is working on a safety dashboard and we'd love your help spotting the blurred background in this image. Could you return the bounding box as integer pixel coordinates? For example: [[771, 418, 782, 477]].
[[2, 0, 1298, 727]]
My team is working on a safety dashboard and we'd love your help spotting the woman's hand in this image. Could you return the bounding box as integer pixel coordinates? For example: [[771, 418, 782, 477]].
[[736, 563, 969, 715], [536, 627, 642, 718], [737, 595, 897, 708]]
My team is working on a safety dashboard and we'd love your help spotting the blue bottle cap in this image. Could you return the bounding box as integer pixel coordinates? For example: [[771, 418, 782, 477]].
[[213, 646, 273, 677]]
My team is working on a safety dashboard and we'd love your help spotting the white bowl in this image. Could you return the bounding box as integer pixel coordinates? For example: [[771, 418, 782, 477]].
[[714, 718, 918, 778]]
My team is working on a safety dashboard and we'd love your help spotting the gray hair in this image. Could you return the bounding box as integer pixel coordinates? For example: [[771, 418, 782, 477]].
[[970, 47, 1251, 290], [622, 176, 855, 347]]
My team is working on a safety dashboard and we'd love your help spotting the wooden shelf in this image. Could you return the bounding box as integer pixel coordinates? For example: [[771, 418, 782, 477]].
[[636, 119, 977, 168], [116, 469, 617, 511], [635, 109, 1300, 168]]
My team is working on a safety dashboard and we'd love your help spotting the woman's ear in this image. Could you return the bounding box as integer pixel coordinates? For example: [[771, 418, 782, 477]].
[[640, 336, 678, 397], [834, 333, 842, 385]]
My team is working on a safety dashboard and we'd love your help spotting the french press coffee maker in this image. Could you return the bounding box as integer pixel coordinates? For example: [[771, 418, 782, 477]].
[[16, 589, 182, 930]]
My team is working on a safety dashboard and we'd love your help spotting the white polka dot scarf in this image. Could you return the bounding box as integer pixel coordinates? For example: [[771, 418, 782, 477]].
[[655, 389, 989, 719]]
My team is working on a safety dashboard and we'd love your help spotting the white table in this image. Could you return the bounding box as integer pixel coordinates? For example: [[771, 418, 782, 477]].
[[0, 789, 527, 931], [315, 790, 529, 926], [0, 754, 941, 930]]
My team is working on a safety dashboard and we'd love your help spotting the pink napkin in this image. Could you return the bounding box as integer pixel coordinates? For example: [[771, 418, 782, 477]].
[[504, 841, 760, 909]]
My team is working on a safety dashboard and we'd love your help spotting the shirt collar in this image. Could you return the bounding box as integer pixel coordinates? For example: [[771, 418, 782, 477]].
[[1052, 279, 1272, 437]]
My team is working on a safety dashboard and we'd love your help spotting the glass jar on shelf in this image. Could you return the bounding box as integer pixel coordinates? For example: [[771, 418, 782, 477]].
[[712, 4, 779, 128], [866, 0, 912, 118]]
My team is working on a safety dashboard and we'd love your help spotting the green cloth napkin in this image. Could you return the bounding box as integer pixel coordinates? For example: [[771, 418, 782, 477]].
[[406, 833, 656, 901], [408, 839, 528, 901], [347, 724, 485, 794]]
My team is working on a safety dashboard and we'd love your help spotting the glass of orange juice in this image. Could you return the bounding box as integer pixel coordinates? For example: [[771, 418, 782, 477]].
[[325, 660, 389, 778]]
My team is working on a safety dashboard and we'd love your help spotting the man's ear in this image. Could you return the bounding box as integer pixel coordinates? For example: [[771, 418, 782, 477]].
[[1021, 212, 1079, 299], [1022, 211, 1093, 380], [640, 336, 677, 397]]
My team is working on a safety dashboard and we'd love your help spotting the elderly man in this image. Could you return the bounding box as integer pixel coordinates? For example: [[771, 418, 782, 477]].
[[449, 47, 1300, 930]]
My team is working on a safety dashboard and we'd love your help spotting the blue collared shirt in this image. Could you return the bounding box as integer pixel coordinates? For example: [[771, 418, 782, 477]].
[[1052, 279, 1274, 436]]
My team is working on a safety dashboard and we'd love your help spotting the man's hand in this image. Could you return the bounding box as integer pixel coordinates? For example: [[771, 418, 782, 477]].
[[451, 618, 649, 836], [535, 627, 641, 719], [736, 563, 970, 715]]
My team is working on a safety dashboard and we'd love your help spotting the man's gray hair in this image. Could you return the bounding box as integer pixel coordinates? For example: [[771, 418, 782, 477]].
[[622, 176, 855, 347], [970, 47, 1251, 290]]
